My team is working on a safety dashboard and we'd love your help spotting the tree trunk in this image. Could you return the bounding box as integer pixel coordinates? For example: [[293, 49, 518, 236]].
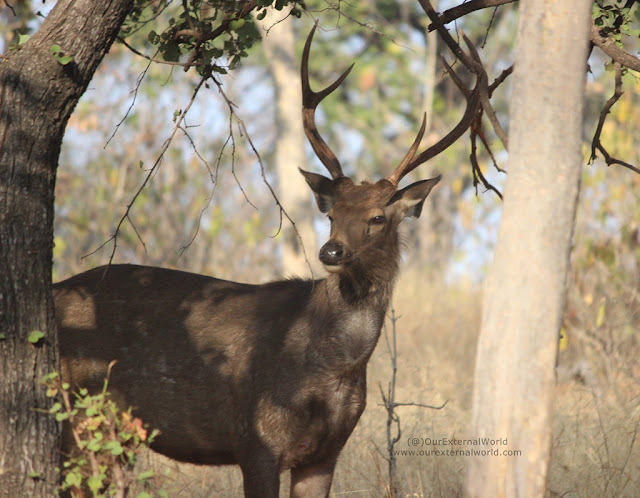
[[0, 1, 132, 495], [409, 0, 456, 284], [466, 2, 591, 496], [258, 11, 320, 278]]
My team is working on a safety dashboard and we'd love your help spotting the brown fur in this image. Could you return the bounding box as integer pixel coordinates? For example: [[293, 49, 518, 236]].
[[54, 173, 439, 497]]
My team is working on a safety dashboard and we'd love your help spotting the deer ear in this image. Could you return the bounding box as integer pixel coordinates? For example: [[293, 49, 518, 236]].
[[388, 175, 441, 219], [299, 168, 337, 213]]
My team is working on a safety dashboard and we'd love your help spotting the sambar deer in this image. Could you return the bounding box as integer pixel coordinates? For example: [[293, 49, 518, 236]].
[[55, 23, 479, 497]]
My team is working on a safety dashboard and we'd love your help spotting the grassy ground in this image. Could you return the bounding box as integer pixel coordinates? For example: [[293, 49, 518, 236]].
[[134, 269, 639, 497]]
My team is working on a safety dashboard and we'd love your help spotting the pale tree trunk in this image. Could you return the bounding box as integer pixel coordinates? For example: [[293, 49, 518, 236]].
[[258, 10, 320, 278], [467, 2, 591, 496], [0, 1, 132, 495], [408, 0, 455, 284]]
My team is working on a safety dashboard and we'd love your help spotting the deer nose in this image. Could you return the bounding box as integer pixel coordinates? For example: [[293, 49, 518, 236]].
[[319, 241, 345, 266]]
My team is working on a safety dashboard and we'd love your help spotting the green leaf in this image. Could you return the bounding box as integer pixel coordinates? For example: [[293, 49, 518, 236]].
[[28, 471, 41, 479], [160, 41, 181, 62], [27, 330, 45, 344], [18, 33, 30, 45], [212, 65, 227, 74], [230, 19, 246, 30], [55, 412, 70, 422], [86, 438, 102, 453], [64, 470, 82, 489], [137, 469, 154, 481], [49, 44, 61, 54], [57, 55, 74, 66], [104, 441, 124, 456], [0, 332, 5, 340], [87, 474, 105, 493]]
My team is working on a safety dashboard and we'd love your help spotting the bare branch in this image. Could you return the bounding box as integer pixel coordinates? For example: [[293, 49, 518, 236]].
[[105, 56, 153, 147], [117, 36, 207, 68], [427, 0, 517, 32], [470, 127, 503, 199], [464, 35, 509, 150], [209, 77, 315, 276], [176, 125, 218, 259], [590, 62, 640, 174], [488, 64, 513, 97], [395, 400, 448, 410], [84, 72, 211, 264]]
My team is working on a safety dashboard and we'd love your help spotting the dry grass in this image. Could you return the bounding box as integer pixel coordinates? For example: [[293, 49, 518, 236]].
[[132, 268, 639, 497]]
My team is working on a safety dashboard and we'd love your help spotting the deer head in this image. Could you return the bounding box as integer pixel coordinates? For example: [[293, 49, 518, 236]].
[[298, 23, 480, 282]]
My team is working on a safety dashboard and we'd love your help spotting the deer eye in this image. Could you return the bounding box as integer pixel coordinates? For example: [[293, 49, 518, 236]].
[[369, 215, 386, 226], [327, 215, 334, 224]]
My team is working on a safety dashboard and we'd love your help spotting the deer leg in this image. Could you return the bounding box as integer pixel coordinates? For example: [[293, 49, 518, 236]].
[[239, 452, 280, 498], [290, 459, 337, 498]]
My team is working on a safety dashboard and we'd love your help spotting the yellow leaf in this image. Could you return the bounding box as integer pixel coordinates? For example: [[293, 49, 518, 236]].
[[558, 327, 568, 352], [596, 301, 606, 328], [451, 177, 464, 195]]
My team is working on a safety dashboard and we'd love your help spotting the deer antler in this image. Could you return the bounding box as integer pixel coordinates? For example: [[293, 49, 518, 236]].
[[387, 36, 483, 186], [301, 22, 354, 180]]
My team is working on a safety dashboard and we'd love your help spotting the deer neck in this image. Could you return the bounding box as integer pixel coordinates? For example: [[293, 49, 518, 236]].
[[309, 255, 400, 372]]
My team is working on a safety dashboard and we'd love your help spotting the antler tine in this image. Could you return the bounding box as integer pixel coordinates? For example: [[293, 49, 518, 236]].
[[388, 61, 481, 185], [387, 113, 427, 186], [302, 22, 355, 180]]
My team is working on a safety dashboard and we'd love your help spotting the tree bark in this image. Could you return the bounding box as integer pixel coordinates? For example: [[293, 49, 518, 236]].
[[466, 1, 591, 496], [0, 0, 132, 495], [258, 11, 320, 278]]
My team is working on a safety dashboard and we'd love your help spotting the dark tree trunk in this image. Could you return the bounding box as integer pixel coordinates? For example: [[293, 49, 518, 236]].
[[0, 0, 132, 495]]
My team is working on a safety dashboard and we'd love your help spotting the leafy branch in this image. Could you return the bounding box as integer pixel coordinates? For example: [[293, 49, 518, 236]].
[[119, 0, 305, 74]]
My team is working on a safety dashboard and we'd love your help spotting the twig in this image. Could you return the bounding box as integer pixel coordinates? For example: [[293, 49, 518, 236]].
[[176, 125, 218, 259], [105, 56, 153, 148], [427, 0, 516, 32], [117, 36, 206, 68], [84, 72, 211, 264], [379, 308, 447, 496], [590, 62, 640, 174], [470, 126, 503, 199], [211, 78, 315, 278]]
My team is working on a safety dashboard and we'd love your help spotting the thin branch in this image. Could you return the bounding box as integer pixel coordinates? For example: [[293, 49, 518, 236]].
[[176, 125, 218, 259], [463, 36, 509, 150], [419, 0, 484, 75], [105, 56, 153, 148], [211, 77, 315, 277], [117, 36, 207, 68], [470, 126, 503, 199], [488, 64, 513, 97], [427, 0, 516, 32], [590, 62, 640, 174], [84, 72, 211, 264], [395, 400, 448, 410]]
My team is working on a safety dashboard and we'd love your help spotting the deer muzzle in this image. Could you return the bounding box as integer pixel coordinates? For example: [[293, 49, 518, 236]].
[[319, 241, 349, 272]]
